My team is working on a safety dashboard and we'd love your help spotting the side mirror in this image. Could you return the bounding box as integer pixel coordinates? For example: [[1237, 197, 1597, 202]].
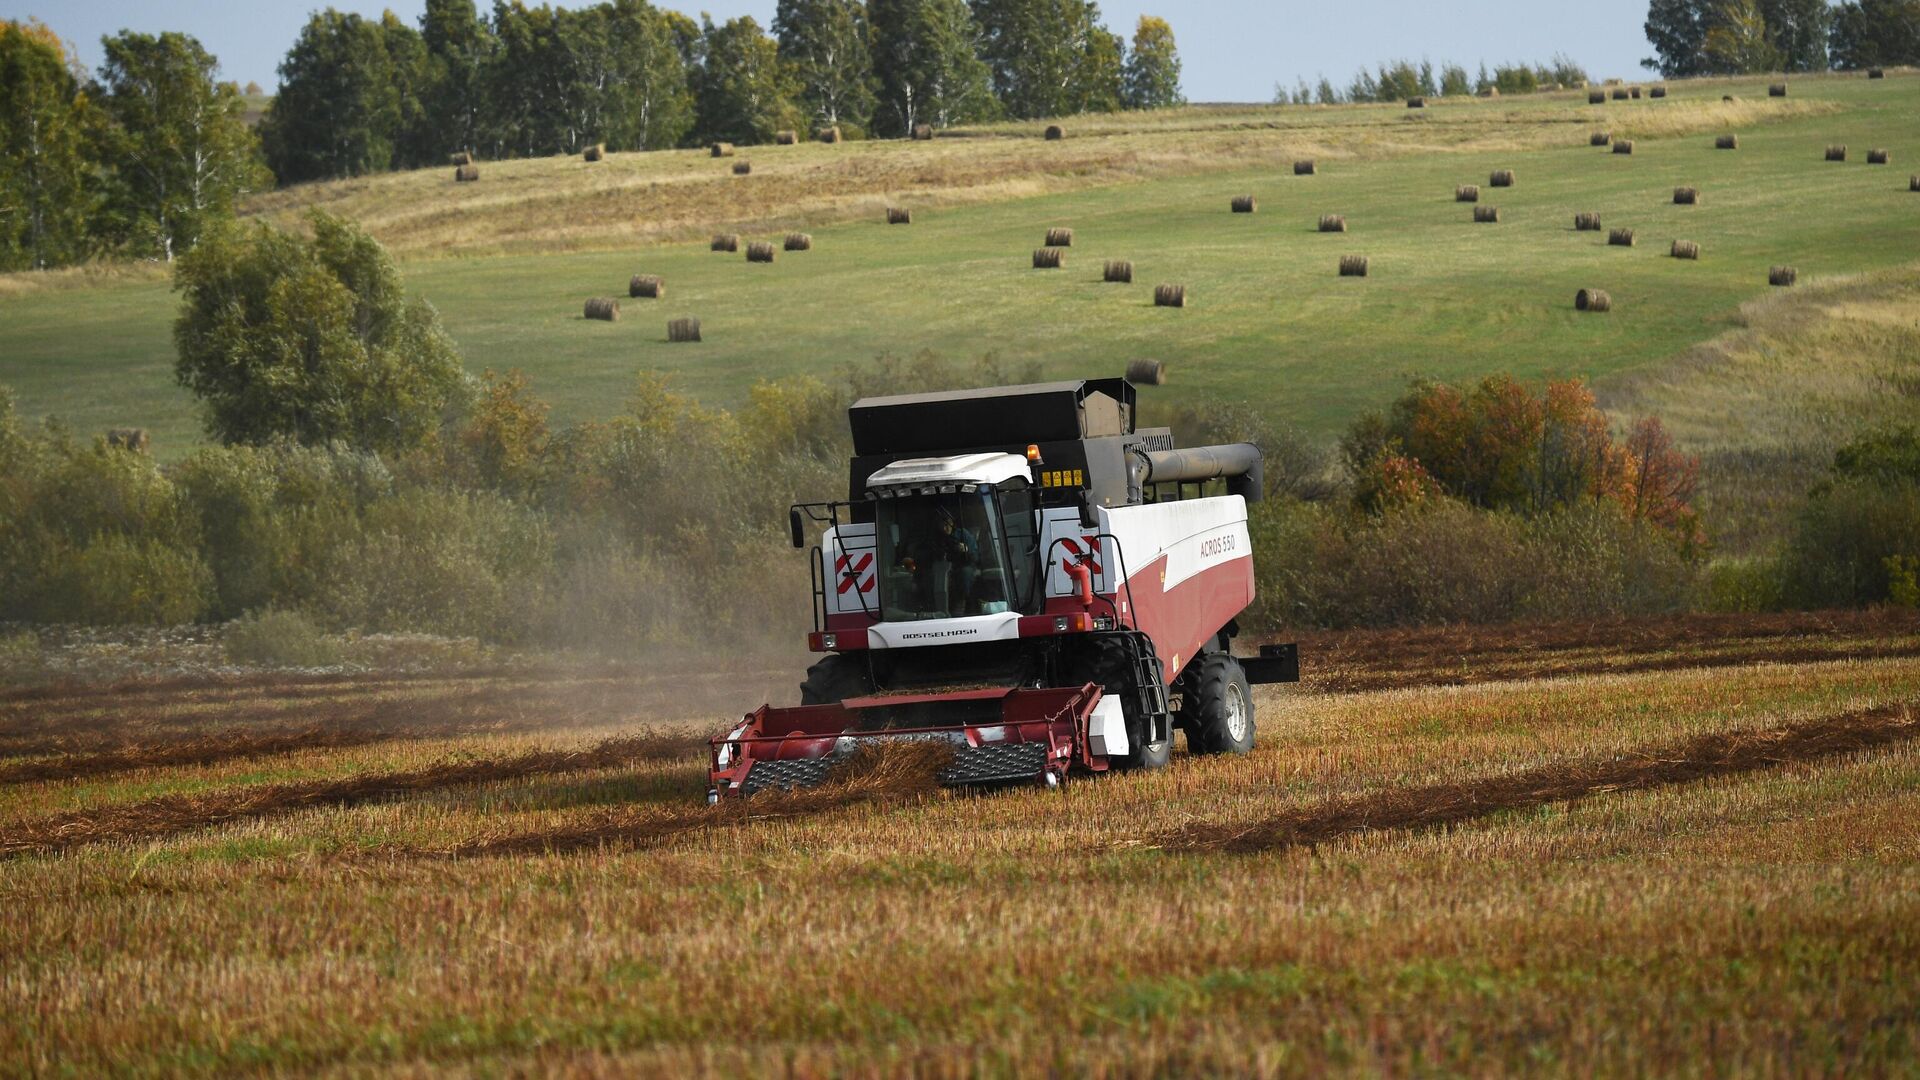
[[788, 507, 806, 550]]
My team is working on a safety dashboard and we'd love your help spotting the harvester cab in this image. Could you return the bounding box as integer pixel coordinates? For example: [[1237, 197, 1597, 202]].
[[711, 376, 1299, 799]]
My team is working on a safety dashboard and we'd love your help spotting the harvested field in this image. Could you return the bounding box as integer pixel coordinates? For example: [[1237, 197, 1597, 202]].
[[4, 614, 1919, 1074]]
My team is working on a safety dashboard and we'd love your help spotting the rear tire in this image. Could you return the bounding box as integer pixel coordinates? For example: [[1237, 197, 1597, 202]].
[[799, 653, 873, 705], [1182, 654, 1254, 755]]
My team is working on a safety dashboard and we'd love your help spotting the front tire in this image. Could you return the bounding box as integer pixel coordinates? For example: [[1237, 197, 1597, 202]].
[[1065, 635, 1171, 771], [799, 653, 874, 705], [1182, 654, 1254, 755]]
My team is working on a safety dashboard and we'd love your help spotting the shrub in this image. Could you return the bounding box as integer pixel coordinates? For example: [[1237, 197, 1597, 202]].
[[225, 608, 340, 667], [31, 534, 213, 625], [1776, 478, 1920, 608]]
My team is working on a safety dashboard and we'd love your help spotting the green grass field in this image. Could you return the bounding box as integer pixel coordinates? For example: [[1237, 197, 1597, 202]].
[[2, 73, 1917, 460]]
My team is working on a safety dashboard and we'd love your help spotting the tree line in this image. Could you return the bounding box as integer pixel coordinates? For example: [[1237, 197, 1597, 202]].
[[261, 0, 1185, 184], [1642, 0, 1920, 76], [1274, 56, 1591, 105], [0, 21, 266, 270]]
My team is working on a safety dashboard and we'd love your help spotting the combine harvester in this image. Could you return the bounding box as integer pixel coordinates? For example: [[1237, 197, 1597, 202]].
[[710, 375, 1297, 799]]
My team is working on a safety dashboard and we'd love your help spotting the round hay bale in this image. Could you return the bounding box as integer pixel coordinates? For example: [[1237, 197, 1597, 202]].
[[1716, 134, 1739, 149], [1318, 214, 1347, 233], [1339, 254, 1369, 277], [1407, 96, 1426, 108], [1651, 86, 1668, 98], [1104, 259, 1134, 283], [1608, 227, 1636, 247], [1612, 87, 1629, 101], [784, 232, 812, 251], [1456, 184, 1480, 203], [668, 317, 701, 343], [1032, 248, 1064, 269], [817, 126, 843, 143], [1769, 266, 1797, 287], [629, 275, 664, 298], [886, 206, 912, 225], [1674, 186, 1699, 205], [732, 160, 751, 175], [710, 142, 735, 157], [105, 428, 150, 453], [585, 143, 604, 162], [1490, 169, 1515, 187], [1126, 359, 1167, 385], [1474, 205, 1500, 223], [1153, 283, 1186, 307], [1911, 174, 1920, 191], [711, 233, 739, 252], [1589, 90, 1606, 104], [775, 130, 798, 145], [454, 164, 480, 181], [1770, 83, 1788, 97], [1723, 94, 1736, 102], [1230, 195, 1257, 213], [1479, 87, 1500, 98], [1869, 68, 1885, 78], [1826, 144, 1848, 162], [746, 241, 776, 263], [1575, 212, 1603, 231], [1045, 227, 1075, 246], [1294, 159, 1316, 176], [1044, 124, 1064, 141], [1575, 288, 1612, 312], [1591, 131, 1613, 146], [450, 151, 472, 166], [584, 297, 619, 321], [1613, 139, 1635, 154], [1671, 240, 1700, 260], [1868, 148, 1890, 164], [912, 124, 934, 141], [1630, 86, 1642, 99]]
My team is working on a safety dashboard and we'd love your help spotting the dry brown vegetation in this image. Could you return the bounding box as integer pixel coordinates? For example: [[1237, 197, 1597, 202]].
[[237, 95, 1830, 259], [3, 613, 1919, 1072]]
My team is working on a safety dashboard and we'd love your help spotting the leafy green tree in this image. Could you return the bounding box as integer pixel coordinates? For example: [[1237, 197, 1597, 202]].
[[1760, 0, 1830, 69], [1121, 15, 1181, 109], [259, 11, 410, 181], [774, 0, 877, 131], [1439, 63, 1470, 96], [1643, 0, 1711, 75], [1703, 0, 1783, 72], [1829, 0, 1920, 68], [0, 20, 96, 270], [172, 211, 467, 455], [94, 31, 268, 261], [1316, 75, 1340, 104], [691, 15, 802, 144], [601, 0, 695, 150], [970, 0, 1122, 118], [421, 0, 495, 157], [870, 0, 997, 134]]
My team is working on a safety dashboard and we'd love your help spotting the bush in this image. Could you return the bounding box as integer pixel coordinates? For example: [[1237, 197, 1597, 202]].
[[224, 608, 340, 667], [31, 534, 213, 625], [1776, 478, 1920, 607]]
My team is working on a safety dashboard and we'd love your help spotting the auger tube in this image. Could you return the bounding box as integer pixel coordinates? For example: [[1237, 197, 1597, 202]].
[[1135, 443, 1265, 503]]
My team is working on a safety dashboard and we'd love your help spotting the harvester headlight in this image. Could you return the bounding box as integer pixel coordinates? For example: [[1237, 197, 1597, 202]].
[[821, 633, 837, 649], [1054, 616, 1070, 633]]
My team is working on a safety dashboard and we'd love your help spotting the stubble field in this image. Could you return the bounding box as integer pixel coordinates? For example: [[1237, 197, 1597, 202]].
[[5, 610, 1919, 1074]]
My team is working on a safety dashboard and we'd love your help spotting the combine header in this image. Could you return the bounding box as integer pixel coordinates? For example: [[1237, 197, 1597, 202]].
[[710, 376, 1297, 799]]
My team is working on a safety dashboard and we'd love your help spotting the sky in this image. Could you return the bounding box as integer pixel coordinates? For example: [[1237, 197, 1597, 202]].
[[6, 0, 1655, 104]]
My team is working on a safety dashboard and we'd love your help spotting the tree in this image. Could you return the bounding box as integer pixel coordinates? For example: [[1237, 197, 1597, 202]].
[[1643, 0, 1710, 75], [259, 11, 410, 181], [94, 32, 268, 261], [172, 211, 467, 454], [774, 0, 877, 132], [0, 20, 96, 270], [1703, 0, 1783, 72], [1760, 0, 1830, 69], [600, 0, 694, 150], [970, 0, 1123, 118], [1439, 63, 1471, 96], [691, 15, 801, 144], [1828, 0, 1920, 68], [869, 0, 995, 134], [420, 0, 496, 157], [1122, 15, 1181, 109]]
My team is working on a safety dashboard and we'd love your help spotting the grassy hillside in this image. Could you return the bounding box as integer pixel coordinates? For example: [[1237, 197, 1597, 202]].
[[3, 616, 1918, 1072], [0, 72, 1915, 461]]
